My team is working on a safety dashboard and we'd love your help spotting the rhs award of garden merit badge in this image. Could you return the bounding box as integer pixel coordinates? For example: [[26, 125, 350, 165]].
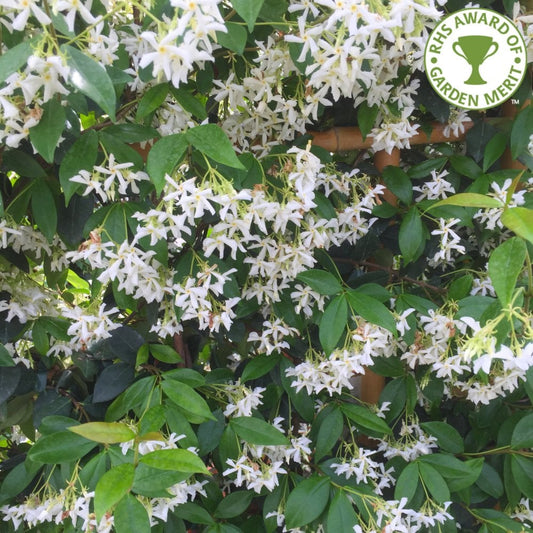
[[425, 8, 527, 111]]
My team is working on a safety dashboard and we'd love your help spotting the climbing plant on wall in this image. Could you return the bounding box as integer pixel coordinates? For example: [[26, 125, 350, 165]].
[[0, 0, 532, 531]]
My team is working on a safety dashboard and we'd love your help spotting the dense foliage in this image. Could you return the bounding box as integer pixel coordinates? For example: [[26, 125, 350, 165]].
[[0, 0, 532, 531]]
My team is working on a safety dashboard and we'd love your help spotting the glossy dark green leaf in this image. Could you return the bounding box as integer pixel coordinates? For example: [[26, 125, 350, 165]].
[[394, 462, 419, 503], [420, 421, 464, 454], [230, 416, 289, 446], [171, 87, 208, 120], [161, 379, 216, 423], [2, 149, 46, 178], [241, 353, 280, 383], [29, 99, 65, 163], [232, 0, 265, 30], [0, 40, 34, 84], [216, 22, 247, 55], [483, 132, 507, 172], [186, 124, 244, 169], [107, 326, 145, 365], [319, 294, 348, 355], [175, 502, 215, 525], [475, 508, 524, 532], [149, 344, 182, 364], [357, 102, 379, 140], [285, 476, 330, 529], [0, 366, 21, 404], [93, 363, 135, 403], [326, 490, 359, 531], [511, 412, 533, 449], [114, 494, 151, 533], [488, 237, 526, 307], [62, 44, 116, 120], [382, 166, 412, 205], [0, 344, 14, 367], [94, 463, 135, 521], [102, 124, 160, 143], [346, 290, 396, 335], [31, 180, 57, 243], [419, 454, 483, 492], [476, 462, 503, 499], [146, 134, 188, 194], [419, 462, 450, 503], [132, 462, 190, 498], [315, 406, 343, 461], [399, 207, 424, 264], [59, 130, 99, 205], [214, 491, 253, 519], [511, 106, 533, 160], [449, 155, 483, 179], [295, 269, 342, 295], [136, 83, 169, 120], [79, 452, 108, 492], [340, 404, 392, 436]]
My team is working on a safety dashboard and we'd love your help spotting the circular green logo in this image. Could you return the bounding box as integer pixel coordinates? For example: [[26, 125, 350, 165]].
[[424, 8, 527, 110]]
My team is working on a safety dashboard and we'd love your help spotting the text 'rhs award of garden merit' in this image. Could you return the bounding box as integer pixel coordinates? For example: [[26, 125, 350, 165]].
[[425, 8, 527, 110]]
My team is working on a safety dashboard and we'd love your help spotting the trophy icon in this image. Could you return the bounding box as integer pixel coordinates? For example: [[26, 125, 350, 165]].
[[452, 35, 499, 85]]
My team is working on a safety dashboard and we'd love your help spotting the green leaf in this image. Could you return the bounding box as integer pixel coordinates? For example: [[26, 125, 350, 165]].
[[394, 462, 419, 503], [449, 155, 483, 179], [136, 83, 169, 120], [230, 416, 290, 446], [2, 149, 46, 178], [102, 124, 160, 144], [340, 404, 392, 436], [399, 207, 424, 264], [483, 132, 507, 172], [171, 87, 208, 120], [448, 274, 473, 301], [108, 326, 145, 365], [241, 354, 280, 383], [31, 179, 57, 243], [114, 494, 151, 533], [419, 455, 483, 492], [418, 462, 450, 503], [214, 491, 253, 519], [0, 39, 37, 83], [357, 102, 379, 141], [315, 406, 343, 461], [420, 421, 464, 454], [94, 463, 135, 521], [146, 134, 188, 194], [501, 207, 533, 245], [346, 290, 396, 335], [29, 99, 65, 163], [139, 449, 210, 475], [296, 269, 342, 295], [62, 44, 116, 120], [285, 476, 330, 529], [475, 508, 525, 532], [59, 130, 99, 205], [175, 502, 215, 525], [429, 193, 502, 210], [326, 490, 358, 531], [68, 422, 135, 444], [382, 166, 412, 205], [511, 106, 533, 160], [488, 237, 526, 307], [186, 124, 244, 169], [0, 344, 14, 367], [161, 380, 216, 423], [232, 0, 265, 31], [511, 455, 533, 499], [93, 363, 135, 403], [216, 22, 248, 55], [319, 294, 348, 355], [132, 463, 189, 498], [28, 431, 97, 464], [511, 412, 533, 449], [150, 344, 182, 364], [476, 462, 504, 499]]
